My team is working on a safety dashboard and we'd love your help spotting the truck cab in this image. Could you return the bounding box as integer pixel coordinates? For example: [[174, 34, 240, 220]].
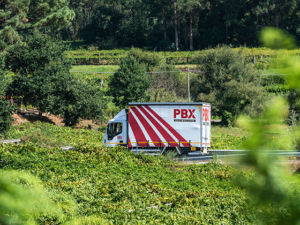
[[103, 109, 127, 147]]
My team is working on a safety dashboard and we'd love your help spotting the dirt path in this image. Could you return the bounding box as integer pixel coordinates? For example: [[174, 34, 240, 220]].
[[12, 111, 99, 129]]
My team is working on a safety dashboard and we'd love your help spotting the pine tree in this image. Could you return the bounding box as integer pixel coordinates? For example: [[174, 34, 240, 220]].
[[0, 0, 74, 46]]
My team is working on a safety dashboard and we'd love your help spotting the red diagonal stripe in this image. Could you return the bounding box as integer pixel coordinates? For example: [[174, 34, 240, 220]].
[[128, 110, 148, 147], [128, 136, 132, 148], [131, 107, 164, 147], [137, 106, 178, 147], [144, 105, 189, 147]]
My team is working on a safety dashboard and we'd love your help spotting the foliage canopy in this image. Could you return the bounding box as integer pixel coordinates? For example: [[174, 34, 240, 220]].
[[6, 33, 106, 126], [191, 46, 267, 125], [0, 54, 12, 134], [109, 50, 150, 107]]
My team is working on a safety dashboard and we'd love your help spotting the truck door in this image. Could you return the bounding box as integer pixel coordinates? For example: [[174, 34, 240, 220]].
[[201, 104, 211, 149], [105, 122, 126, 146]]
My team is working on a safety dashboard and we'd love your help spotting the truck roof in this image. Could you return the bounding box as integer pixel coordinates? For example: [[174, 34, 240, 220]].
[[129, 102, 210, 106]]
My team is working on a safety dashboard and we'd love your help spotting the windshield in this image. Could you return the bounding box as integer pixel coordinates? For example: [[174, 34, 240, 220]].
[[107, 122, 123, 139]]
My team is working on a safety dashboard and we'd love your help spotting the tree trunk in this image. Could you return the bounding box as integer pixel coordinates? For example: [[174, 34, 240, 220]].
[[174, 0, 179, 51], [189, 9, 193, 51], [275, 12, 280, 28], [163, 9, 167, 40]]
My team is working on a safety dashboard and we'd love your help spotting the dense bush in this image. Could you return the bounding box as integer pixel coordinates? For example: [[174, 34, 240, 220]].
[[191, 46, 267, 126], [6, 33, 107, 126], [0, 99, 13, 135], [148, 64, 187, 102], [0, 55, 12, 135], [0, 141, 255, 224]]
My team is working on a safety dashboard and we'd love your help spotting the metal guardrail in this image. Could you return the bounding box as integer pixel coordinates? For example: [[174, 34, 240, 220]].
[[61, 146, 73, 150], [176, 150, 300, 162], [0, 139, 21, 144]]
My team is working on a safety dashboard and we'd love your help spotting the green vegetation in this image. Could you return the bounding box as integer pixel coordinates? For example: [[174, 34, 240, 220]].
[[0, 170, 71, 225], [238, 97, 300, 224], [0, 117, 298, 224], [109, 51, 150, 107], [0, 142, 254, 224], [0, 121, 255, 224], [71, 65, 119, 73], [2, 122, 246, 150], [0, 99, 12, 135], [1, 0, 300, 223], [64, 1, 300, 50], [233, 27, 300, 225], [108, 49, 188, 106], [5, 33, 107, 127], [0, 55, 12, 134], [71, 64, 198, 73], [211, 126, 247, 150], [2, 122, 103, 148], [65, 47, 300, 68], [0, 1, 74, 47], [191, 46, 267, 126]]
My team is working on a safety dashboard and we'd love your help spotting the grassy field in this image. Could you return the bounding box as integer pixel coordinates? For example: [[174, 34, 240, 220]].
[[211, 126, 247, 149], [0, 122, 256, 224], [71, 65, 119, 73], [70, 65, 118, 82]]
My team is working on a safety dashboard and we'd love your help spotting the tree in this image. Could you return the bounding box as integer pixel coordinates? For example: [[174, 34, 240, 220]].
[[191, 46, 266, 125], [67, 0, 100, 40], [56, 0, 300, 49], [173, 0, 179, 51], [109, 51, 150, 108], [6, 33, 106, 126], [179, 0, 209, 50], [0, 54, 13, 135], [152, 0, 172, 44], [0, 0, 74, 46]]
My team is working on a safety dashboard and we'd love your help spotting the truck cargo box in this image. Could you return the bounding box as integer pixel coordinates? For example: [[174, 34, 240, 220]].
[[127, 102, 211, 150]]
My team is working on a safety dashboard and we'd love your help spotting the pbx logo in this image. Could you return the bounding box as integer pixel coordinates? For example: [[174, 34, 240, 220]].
[[174, 109, 196, 122]]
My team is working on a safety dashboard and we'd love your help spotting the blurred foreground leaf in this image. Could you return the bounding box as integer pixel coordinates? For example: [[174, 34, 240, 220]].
[[238, 27, 300, 225], [260, 27, 296, 50]]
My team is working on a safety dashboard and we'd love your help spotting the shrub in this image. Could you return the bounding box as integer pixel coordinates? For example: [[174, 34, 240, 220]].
[[148, 64, 187, 102], [191, 46, 267, 125], [0, 99, 13, 135], [0, 55, 12, 135]]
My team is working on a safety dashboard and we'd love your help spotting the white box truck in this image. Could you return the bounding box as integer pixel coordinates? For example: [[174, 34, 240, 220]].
[[103, 102, 211, 154]]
